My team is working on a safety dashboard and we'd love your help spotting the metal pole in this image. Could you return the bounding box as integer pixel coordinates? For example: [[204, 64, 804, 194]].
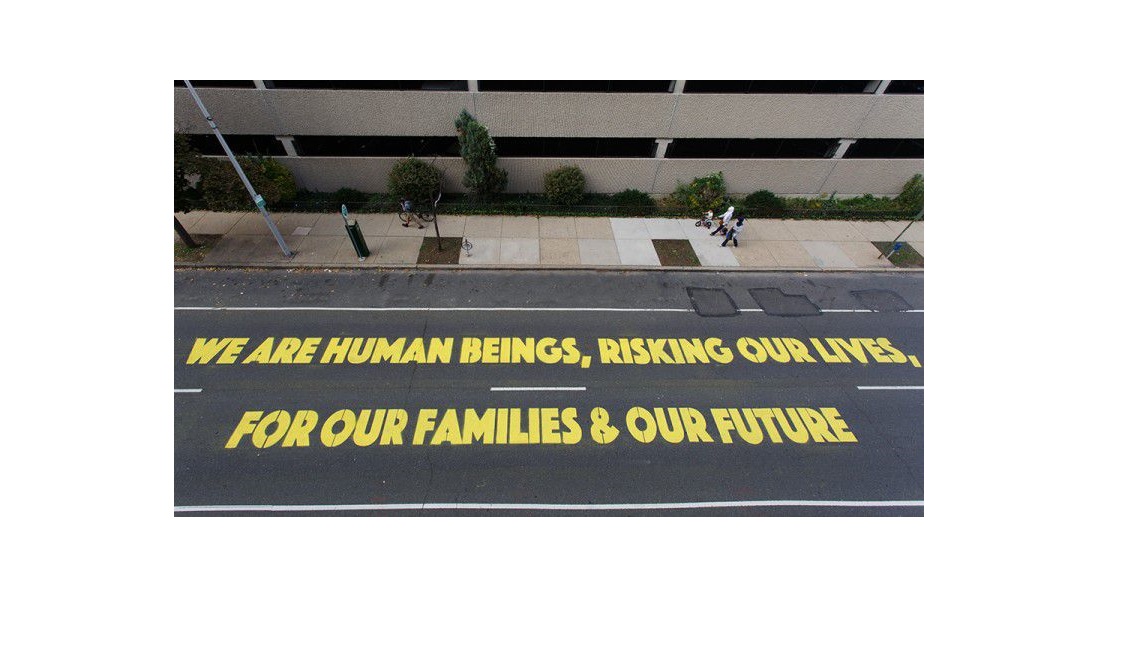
[[183, 81, 293, 257], [878, 209, 923, 259]]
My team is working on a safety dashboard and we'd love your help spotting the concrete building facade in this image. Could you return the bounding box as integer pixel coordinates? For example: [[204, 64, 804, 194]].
[[173, 80, 923, 197]]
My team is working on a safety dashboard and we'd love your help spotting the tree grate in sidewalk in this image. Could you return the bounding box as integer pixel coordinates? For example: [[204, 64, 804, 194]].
[[748, 288, 821, 316]]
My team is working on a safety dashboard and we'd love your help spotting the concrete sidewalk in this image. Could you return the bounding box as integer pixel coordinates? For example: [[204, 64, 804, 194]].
[[174, 211, 924, 270]]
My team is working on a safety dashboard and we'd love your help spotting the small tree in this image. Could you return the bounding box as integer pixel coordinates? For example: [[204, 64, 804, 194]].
[[174, 133, 203, 214], [454, 109, 507, 199], [897, 173, 924, 212], [543, 165, 586, 205], [199, 155, 298, 211], [387, 157, 442, 208], [667, 171, 727, 213], [174, 133, 204, 247]]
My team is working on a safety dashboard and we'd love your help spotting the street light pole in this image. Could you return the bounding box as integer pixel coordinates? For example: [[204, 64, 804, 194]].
[[183, 81, 293, 257]]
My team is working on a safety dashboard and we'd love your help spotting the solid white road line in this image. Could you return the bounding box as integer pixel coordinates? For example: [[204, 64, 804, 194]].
[[174, 306, 694, 312], [490, 386, 587, 392], [174, 500, 924, 513], [174, 389, 202, 393], [857, 386, 924, 390]]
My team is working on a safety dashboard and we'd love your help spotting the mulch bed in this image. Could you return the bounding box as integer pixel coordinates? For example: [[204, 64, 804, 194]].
[[417, 237, 465, 264], [174, 234, 222, 262], [652, 239, 701, 267], [871, 241, 924, 268]]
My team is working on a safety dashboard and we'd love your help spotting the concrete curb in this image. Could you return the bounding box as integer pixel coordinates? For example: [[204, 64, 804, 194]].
[[175, 261, 924, 273]]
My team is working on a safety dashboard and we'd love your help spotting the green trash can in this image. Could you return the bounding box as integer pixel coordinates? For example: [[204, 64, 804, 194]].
[[345, 220, 369, 259]]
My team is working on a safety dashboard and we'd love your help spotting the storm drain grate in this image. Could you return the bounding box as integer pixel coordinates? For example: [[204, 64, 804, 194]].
[[686, 287, 738, 317], [748, 288, 821, 316], [851, 289, 912, 312]]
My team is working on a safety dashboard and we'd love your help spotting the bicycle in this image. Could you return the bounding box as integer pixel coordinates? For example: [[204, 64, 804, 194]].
[[398, 197, 436, 225], [694, 210, 716, 228]]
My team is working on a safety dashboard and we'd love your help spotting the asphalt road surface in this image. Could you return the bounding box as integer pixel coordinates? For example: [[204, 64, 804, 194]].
[[174, 269, 924, 516]]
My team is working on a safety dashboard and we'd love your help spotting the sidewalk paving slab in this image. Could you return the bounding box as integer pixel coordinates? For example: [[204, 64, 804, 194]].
[[911, 241, 924, 256], [540, 238, 582, 265], [678, 218, 709, 238], [849, 220, 900, 241], [800, 241, 857, 269], [610, 218, 651, 239], [228, 213, 274, 236], [538, 216, 577, 238], [821, 221, 869, 242], [374, 236, 424, 264], [275, 213, 323, 234], [615, 238, 661, 265], [884, 220, 924, 241], [189, 212, 242, 235], [463, 215, 503, 238], [836, 241, 894, 268], [294, 235, 347, 264], [577, 238, 621, 265], [689, 238, 741, 267], [354, 213, 396, 239], [204, 234, 260, 262], [435, 215, 468, 238], [500, 216, 540, 238], [643, 218, 687, 239], [784, 219, 835, 241], [459, 237, 502, 264], [764, 240, 820, 268], [310, 212, 350, 236], [385, 217, 431, 236], [573, 217, 614, 239], [731, 241, 782, 268], [747, 219, 796, 241], [500, 238, 540, 264]]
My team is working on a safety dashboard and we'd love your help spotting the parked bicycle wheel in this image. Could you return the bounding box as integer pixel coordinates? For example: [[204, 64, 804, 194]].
[[398, 212, 412, 224]]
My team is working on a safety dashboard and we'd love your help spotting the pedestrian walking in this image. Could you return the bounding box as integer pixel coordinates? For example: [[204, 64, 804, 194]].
[[721, 215, 744, 247], [709, 206, 735, 236], [400, 196, 425, 229]]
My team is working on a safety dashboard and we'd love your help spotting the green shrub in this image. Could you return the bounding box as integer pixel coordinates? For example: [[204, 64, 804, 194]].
[[199, 155, 298, 210], [896, 173, 924, 212], [743, 190, 786, 217], [387, 157, 442, 207], [612, 189, 656, 215], [666, 171, 727, 213], [543, 166, 586, 205], [330, 187, 367, 206]]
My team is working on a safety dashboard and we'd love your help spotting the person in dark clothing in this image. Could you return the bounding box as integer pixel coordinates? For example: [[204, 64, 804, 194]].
[[721, 215, 744, 247]]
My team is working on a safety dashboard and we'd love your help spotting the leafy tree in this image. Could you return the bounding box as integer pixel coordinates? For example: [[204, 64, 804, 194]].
[[454, 109, 507, 199], [543, 165, 586, 205], [199, 155, 298, 210], [897, 173, 924, 212], [667, 171, 728, 213], [174, 133, 204, 214], [173, 133, 205, 247], [387, 157, 442, 207]]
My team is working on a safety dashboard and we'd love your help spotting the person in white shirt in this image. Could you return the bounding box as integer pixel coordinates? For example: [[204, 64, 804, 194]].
[[709, 206, 735, 236]]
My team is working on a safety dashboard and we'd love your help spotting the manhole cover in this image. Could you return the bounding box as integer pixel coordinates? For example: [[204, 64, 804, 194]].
[[851, 289, 912, 312], [687, 288, 738, 317], [748, 288, 821, 316]]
